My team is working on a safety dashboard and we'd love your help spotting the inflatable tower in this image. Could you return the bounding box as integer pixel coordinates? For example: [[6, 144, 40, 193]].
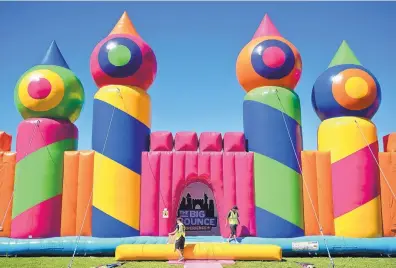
[[11, 41, 84, 238], [312, 41, 382, 237], [236, 15, 304, 237], [90, 12, 157, 237]]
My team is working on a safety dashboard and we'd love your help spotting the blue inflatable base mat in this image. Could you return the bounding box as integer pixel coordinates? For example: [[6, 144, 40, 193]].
[[1, 236, 396, 257]]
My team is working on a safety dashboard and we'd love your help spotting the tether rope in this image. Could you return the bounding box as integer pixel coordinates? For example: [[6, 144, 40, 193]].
[[68, 88, 169, 267], [116, 90, 167, 211], [275, 89, 335, 268], [354, 120, 396, 201], [0, 120, 39, 256], [68, 99, 116, 268], [0, 162, 13, 231]]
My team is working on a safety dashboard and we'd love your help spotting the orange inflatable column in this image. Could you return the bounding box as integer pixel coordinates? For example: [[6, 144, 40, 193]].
[[76, 151, 94, 236], [379, 133, 396, 237], [315, 152, 335, 235], [61, 151, 79, 236], [301, 151, 319, 235], [0, 152, 16, 237]]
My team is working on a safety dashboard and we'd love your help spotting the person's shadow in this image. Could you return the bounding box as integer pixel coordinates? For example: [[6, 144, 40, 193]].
[[240, 226, 250, 237]]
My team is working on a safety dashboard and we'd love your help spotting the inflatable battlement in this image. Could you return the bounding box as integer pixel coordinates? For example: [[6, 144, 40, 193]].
[[141, 131, 255, 238], [383, 133, 396, 152], [0, 132, 12, 152], [149, 131, 247, 152]]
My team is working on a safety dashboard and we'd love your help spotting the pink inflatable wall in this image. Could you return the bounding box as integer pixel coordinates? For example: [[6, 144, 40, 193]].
[[140, 131, 256, 237]]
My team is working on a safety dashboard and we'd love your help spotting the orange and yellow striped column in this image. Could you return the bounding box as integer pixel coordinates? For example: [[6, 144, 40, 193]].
[[311, 41, 382, 237], [89, 12, 157, 237]]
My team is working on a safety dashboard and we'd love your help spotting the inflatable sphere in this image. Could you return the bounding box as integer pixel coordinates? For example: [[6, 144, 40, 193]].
[[14, 65, 85, 123], [312, 64, 381, 121], [90, 34, 157, 91], [236, 36, 302, 92]]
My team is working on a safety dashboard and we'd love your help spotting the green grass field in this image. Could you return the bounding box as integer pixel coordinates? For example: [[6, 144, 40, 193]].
[[0, 257, 394, 268]]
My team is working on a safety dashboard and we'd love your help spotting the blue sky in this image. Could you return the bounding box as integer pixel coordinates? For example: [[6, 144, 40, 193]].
[[0, 1, 395, 151]]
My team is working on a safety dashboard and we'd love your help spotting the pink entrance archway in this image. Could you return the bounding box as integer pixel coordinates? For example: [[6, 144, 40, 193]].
[[174, 178, 222, 236], [139, 131, 256, 238]]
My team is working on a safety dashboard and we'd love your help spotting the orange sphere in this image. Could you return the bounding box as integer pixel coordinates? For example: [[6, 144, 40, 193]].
[[236, 36, 302, 92]]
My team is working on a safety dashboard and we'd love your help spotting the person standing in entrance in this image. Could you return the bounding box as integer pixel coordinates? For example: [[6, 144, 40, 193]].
[[226, 206, 240, 243], [169, 217, 186, 262]]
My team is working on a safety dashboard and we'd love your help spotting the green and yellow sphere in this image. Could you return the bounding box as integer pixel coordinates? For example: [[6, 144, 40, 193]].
[[14, 41, 85, 123]]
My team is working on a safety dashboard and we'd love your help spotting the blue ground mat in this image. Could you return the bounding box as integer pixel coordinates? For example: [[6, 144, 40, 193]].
[[0, 236, 395, 257]]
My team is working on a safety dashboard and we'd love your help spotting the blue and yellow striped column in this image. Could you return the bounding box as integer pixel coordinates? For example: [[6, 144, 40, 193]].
[[90, 12, 157, 237], [236, 14, 304, 237]]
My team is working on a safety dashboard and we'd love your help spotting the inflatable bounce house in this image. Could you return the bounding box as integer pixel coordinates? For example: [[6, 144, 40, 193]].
[[1, 11, 396, 263]]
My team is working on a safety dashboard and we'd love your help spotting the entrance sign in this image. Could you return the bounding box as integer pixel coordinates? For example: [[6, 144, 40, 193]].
[[177, 182, 219, 236], [179, 210, 217, 231], [162, 208, 169, 219]]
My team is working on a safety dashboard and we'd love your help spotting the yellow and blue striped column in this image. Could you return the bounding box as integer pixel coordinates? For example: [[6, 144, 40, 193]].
[[89, 12, 157, 237], [312, 41, 382, 237]]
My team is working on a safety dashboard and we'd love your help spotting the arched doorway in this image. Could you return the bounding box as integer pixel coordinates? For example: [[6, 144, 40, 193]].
[[177, 182, 220, 236]]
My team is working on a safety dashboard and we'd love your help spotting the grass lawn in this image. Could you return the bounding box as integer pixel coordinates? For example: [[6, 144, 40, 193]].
[[0, 257, 395, 268]]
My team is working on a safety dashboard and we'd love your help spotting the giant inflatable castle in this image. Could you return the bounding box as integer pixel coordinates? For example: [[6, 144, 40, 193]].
[[0, 12, 396, 262]]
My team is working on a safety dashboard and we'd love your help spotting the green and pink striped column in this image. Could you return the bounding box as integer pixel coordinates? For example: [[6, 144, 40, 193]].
[[11, 41, 84, 238], [11, 119, 78, 238]]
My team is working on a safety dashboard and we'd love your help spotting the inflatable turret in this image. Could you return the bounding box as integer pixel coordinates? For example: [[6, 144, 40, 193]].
[[11, 41, 84, 238], [312, 41, 382, 237], [90, 12, 157, 237], [236, 15, 304, 238]]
